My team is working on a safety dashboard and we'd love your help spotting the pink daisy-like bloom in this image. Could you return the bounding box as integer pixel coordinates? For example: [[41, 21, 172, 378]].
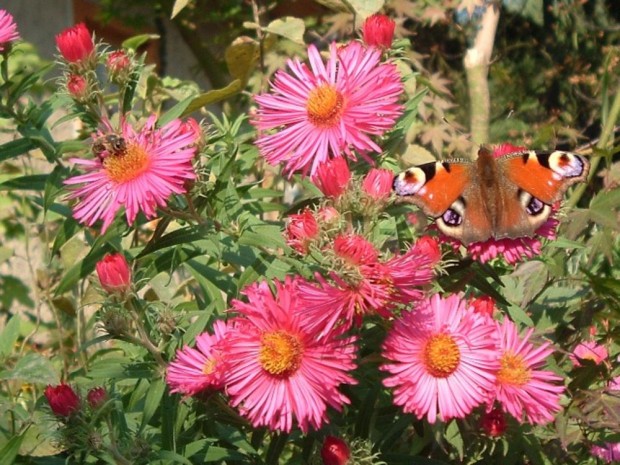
[[570, 340, 609, 367], [591, 443, 620, 463], [439, 143, 561, 265], [381, 294, 499, 424], [490, 319, 564, 425], [224, 278, 357, 433], [0, 9, 19, 51], [166, 319, 232, 396], [253, 41, 403, 176], [65, 117, 200, 232]]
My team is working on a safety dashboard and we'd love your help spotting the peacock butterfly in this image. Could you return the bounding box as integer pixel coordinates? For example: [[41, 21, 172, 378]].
[[393, 147, 590, 245]]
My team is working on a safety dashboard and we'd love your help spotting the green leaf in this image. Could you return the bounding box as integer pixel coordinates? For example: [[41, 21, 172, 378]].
[[171, 0, 191, 18], [225, 38, 259, 83], [0, 315, 20, 356], [0, 353, 58, 385], [204, 445, 248, 462], [0, 174, 48, 190], [0, 431, 27, 465], [140, 379, 166, 433], [264, 17, 306, 44], [158, 450, 193, 465], [0, 138, 37, 163], [181, 80, 243, 116], [445, 420, 464, 460], [122, 34, 160, 50], [158, 95, 196, 127]]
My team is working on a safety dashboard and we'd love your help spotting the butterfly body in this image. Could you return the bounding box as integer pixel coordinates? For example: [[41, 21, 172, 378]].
[[393, 148, 590, 245]]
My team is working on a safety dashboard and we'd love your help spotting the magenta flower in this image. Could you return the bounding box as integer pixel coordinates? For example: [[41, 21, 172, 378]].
[[253, 41, 403, 176], [65, 117, 200, 232], [333, 233, 379, 265], [224, 278, 358, 433], [0, 9, 19, 51], [362, 168, 394, 200], [96, 253, 131, 295], [591, 443, 620, 463], [570, 340, 608, 366], [490, 319, 564, 425], [166, 320, 232, 396], [381, 294, 499, 423]]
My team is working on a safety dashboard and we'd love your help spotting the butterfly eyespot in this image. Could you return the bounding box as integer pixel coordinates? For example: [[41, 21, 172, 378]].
[[442, 208, 462, 226], [526, 196, 545, 215]]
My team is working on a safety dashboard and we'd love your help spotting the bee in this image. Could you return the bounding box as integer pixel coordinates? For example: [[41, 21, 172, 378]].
[[92, 134, 127, 161]]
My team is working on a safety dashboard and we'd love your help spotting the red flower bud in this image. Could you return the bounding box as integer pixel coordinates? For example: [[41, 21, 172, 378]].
[[67, 74, 87, 99], [86, 387, 108, 409], [285, 209, 319, 254], [312, 157, 351, 199], [481, 407, 507, 437], [96, 253, 131, 295], [334, 234, 379, 265], [55, 23, 94, 63], [106, 50, 131, 75], [413, 236, 441, 264], [321, 436, 350, 465], [44, 383, 80, 417], [362, 14, 396, 49], [362, 168, 393, 200], [469, 295, 496, 318]]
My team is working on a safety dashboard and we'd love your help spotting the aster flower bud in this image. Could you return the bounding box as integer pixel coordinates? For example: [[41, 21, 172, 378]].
[[66, 74, 88, 100], [333, 234, 379, 265], [44, 383, 80, 417], [96, 253, 131, 295], [106, 50, 132, 83], [55, 23, 94, 64], [480, 407, 507, 437], [362, 168, 393, 200], [362, 14, 396, 49], [312, 157, 351, 199], [469, 295, 495, 318], [86, 387, 107, 409], [285, 209, 319, 254], [321, 436, 351, 465]]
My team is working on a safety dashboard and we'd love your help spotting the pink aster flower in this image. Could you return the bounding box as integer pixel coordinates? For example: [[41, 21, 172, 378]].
[[166, 319, 231, 396], [224, 278, 357, 433], [65, 117, 200, 232], [490, 319, 564, 425], [0, 9, 19, 51], [570, 340, 609, 367], [591, 442, 620, 463], [253, 41, 403, 176], [381, 294, 499, 424]]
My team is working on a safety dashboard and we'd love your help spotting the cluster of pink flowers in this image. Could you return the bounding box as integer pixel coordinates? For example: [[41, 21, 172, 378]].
[[167, 289, 565, 433]]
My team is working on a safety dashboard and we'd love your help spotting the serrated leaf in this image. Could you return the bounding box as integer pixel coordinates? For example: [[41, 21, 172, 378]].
[[171, 0, 191, 18], [0, 353, 58, 385], [122, 34, 160, 50], [264, 17, 306, 44], [181, 80, 243, 116]]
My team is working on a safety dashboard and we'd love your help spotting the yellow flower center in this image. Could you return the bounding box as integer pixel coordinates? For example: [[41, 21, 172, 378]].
[[103, 142, 150, 183], [202, 357, 217, 376], [423, 333, 461, 378], [306, 83, 344, 128], [258, 330, 303, 377], [497, 352, 531, 386]]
